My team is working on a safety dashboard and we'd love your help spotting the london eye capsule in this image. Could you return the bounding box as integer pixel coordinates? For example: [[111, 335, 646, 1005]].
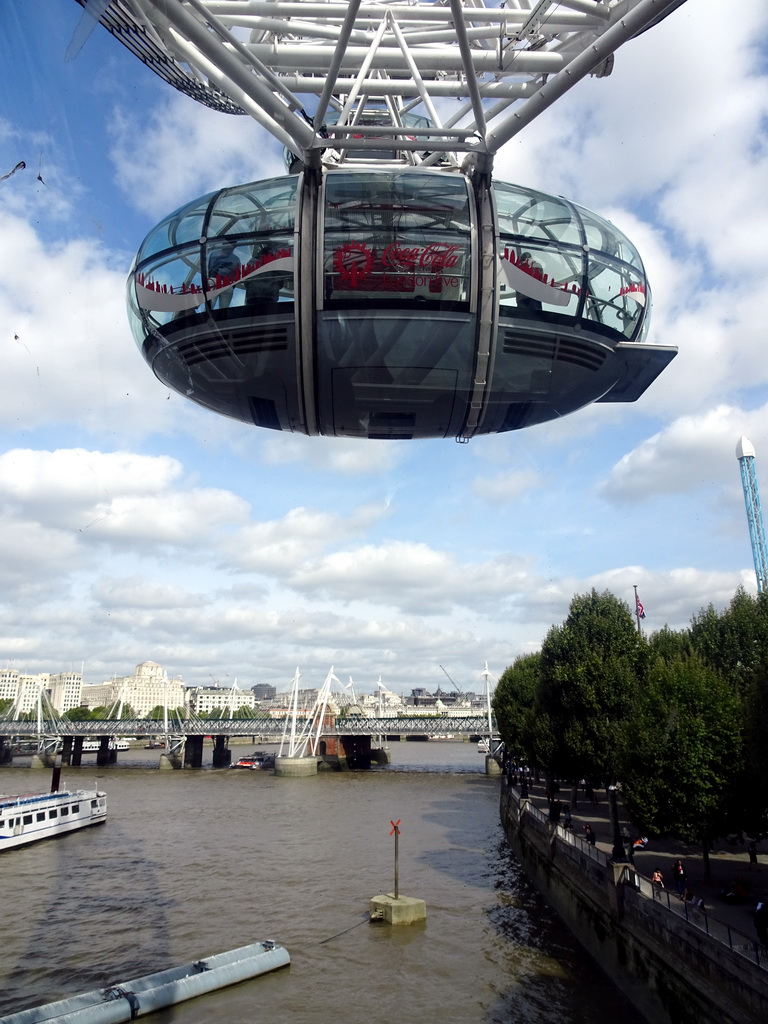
[[127, 170, 675, 439]]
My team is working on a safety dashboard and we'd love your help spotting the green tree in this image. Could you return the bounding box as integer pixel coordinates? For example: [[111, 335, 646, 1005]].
[[736, 664, 768, 838], [690, 587, 768, 690], [532, 589, 642, 783], [619, 651, 743, 875], [63, 706, 91, 721], [493, 652, 541, 759], [146, 705, 186, 721]]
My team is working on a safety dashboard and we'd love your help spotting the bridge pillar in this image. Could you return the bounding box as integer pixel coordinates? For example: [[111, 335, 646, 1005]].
[[30, 750, 56, 769], [274, 756, 317, 777], [71, 736, 84, 767], [96, 736, 117, 766], [184, 734, 205, 769], [211, 735, 231, 769], [60, 736, 73, 766], [0, 736, 11, 764], [318, 734, 372, 770]]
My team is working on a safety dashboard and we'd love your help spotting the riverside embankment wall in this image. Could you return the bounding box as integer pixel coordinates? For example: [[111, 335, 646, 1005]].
[[500, 778, 768, 1024]]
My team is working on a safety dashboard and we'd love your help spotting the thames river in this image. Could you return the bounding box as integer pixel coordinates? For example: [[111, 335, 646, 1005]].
[[0, 741, 642, 1024]]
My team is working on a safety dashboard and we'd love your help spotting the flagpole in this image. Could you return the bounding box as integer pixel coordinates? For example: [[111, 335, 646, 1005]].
[[633, 584, 642, 635]]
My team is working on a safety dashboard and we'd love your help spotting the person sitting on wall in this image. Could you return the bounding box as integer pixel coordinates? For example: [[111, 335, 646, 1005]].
[[720, 877, 749, 904], [632, 836, 649, 853], [683, 888, 706, 910]]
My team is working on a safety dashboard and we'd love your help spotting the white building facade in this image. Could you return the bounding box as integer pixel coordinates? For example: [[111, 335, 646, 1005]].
[[80, 661, 185, 719]]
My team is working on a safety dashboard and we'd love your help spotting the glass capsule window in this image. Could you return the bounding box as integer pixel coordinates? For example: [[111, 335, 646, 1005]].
[[129, 177, 299, 339], [137, 192, 217, 261], [322, 170, 472, 308], [494, 181, 648, 342]]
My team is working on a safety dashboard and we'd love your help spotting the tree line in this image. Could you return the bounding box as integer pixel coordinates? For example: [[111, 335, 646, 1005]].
[[492, 587, 768, 850]]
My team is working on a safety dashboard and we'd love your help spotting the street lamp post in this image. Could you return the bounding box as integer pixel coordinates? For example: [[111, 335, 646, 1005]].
[[607, 785, 627, 863]]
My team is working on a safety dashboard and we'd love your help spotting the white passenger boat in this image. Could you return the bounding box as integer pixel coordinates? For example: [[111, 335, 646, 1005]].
[[0, 788, 107, 851], [81, 738, 130, 752]]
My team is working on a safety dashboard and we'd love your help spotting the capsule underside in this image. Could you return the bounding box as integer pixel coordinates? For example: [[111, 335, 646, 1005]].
[[127, 169, 676, 439]]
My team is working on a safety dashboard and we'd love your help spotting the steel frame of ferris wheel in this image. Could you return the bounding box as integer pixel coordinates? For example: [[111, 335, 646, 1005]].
[[78, 0, 687, 173]]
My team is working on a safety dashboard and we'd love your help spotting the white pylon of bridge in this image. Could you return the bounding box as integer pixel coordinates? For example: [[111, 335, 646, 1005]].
[[76, 0, 687, 172], [279, 666, 342, 758]]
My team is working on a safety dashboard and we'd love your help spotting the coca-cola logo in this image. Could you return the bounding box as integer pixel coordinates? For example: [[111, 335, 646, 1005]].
[[382, 242, 462, 273], [334, 241, 374, 286]]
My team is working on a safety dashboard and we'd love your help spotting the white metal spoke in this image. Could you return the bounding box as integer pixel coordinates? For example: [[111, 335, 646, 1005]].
[[77, 0, 687, 167]]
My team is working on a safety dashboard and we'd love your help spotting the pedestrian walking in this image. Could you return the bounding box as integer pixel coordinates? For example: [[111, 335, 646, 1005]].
[[748, 839, 760, 872], [672, 858, 687, 896], [652, 868, 664, 888]]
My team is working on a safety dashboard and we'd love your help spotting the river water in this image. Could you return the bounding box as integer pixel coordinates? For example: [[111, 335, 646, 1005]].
[[0, 741, 642, 1024]]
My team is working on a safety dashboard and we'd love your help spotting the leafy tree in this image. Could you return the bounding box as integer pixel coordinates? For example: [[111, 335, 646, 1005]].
[[145, 705, 186, 721], [532, 589, 642, 783], [493, 652, 541, 761], [690, 587, 768, 690], [647, 625, 693, 661], [63, 706, 91, 721], [0, 697, 14, 716], [619, 651, 744, 876], [736, 664, 768, 838]]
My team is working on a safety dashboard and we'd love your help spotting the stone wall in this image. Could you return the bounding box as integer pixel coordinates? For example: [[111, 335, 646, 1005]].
[[500, 779, 768, 1024]]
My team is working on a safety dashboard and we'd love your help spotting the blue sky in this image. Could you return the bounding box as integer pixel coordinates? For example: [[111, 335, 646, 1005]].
[[1, 1, 767, 696]]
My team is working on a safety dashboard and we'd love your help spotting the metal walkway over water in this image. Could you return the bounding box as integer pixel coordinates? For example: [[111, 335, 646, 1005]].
[[2, 715, 493, 739]]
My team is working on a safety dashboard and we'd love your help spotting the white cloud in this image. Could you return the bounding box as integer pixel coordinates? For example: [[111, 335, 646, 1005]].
[[600, 404, 768, 502], [471, 468, 541, 504], [109, 93, 286, 220], [260, 433, 404, 475], [0, 211, 175, 439]]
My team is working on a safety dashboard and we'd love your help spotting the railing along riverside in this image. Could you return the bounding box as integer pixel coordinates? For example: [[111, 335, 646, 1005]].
[[504, 779, 767, 973], [620, 866, 767, 971], [515, 788, 609, 866]]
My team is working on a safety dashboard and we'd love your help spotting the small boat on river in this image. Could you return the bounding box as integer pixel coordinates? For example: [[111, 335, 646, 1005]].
[[0, 788, 107, 852], [230, 751, 276, 770]]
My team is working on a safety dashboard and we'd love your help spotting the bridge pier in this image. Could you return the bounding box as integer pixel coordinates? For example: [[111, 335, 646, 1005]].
[[371, 744, 390, 765], [96, 736, 117, 766], [211, 735, 231, 769], [274, 756, 317, 777], [318, 734, 372, 770], [0, 736, 12, 764], [30, 750, 56, 769], [184, 734, 205, 769], [71, 736, 84, 766], [60, 736, 73, 765]]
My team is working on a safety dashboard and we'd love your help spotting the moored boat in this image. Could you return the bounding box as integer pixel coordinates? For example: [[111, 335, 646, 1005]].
[[0, 788, 107, 851], [80, 738, 130, 752]]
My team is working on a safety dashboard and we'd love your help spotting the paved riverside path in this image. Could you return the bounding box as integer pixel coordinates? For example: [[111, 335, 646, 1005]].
[[519, 777, 767, 944]]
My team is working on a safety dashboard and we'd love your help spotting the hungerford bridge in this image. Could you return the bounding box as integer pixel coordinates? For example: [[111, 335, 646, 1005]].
[[0, 668, 499, 773]]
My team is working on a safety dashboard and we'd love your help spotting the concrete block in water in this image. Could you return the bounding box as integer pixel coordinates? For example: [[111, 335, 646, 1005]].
[[370, 894, 427, 925]]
